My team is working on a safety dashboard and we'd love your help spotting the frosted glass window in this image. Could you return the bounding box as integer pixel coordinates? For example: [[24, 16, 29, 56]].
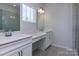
[[21, 4, 36, 23], [26, 6, 30, 22], [22, 4, 27, 21], [31, 8, 33, 22], [33, 9, 36, 23]]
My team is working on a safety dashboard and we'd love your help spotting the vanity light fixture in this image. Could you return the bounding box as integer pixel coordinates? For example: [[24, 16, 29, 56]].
[[38, 7, 44, 14]]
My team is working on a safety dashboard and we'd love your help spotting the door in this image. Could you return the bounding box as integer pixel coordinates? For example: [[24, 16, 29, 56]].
[[21, 44, 32, 56], [75, 4, 79, 54], [72, 4, 77, 50]]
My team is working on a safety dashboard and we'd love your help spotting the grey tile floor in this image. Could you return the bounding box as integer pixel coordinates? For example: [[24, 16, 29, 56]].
[[33, 46, 78, 56]]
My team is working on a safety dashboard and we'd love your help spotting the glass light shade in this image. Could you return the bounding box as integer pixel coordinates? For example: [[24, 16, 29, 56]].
[[38, 8, 44, 14]]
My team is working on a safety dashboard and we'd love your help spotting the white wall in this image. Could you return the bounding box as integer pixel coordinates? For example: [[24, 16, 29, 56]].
[[44, 3, 74, 50], [20, 3, 43, 34], [20, 3, 75, 50]]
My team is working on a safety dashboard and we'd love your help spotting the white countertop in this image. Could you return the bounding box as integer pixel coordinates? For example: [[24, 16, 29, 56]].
[[32, 32, 46, 39], [32, 32, 46, 43], [0, 30, 52, 45], [0, 33, 32, 45]]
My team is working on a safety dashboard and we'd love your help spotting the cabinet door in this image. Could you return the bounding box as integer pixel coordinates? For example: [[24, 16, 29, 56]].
[[46, 33, 51, 47], [3, 50, 20, 56], [43, 32, 52, 50], [9, 51, 20, 56], [21, 44, 32, 56]]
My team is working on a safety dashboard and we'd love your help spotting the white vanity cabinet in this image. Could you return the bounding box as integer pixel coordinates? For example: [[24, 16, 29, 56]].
[[4, 43, 32, 56], [32, 31, 52, 51], [45, 31, 52, 48], [0, 34, 32, 56], [5, 48, 21, 56], [21, 44, 32, 56], [40, 31, 53, 50]]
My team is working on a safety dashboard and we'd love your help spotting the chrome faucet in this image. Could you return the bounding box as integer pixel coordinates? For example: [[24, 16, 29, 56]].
[[5, 30, 12, 37]]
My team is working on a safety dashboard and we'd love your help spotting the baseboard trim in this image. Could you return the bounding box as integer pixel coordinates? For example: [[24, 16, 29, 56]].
[[52, 43, 78, 55]]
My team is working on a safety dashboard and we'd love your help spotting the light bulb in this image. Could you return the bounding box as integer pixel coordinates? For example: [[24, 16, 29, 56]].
[[13, 4, 16, 7], [38, 8, 44, 14]]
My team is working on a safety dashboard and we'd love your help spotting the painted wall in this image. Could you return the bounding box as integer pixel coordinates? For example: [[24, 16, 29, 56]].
[[20, 3, 75, 50], [44, 3, 74, 50]]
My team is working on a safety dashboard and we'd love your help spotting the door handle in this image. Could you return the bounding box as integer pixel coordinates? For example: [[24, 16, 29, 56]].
[[21, 50, 23, 56], [18, 52, 20, 56]]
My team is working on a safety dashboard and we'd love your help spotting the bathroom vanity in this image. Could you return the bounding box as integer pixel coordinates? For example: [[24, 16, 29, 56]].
[[0, 4, 53, 56], [0, 30, 52, 56], [0, 33, 32, 56], [32, 30, 52, 51]]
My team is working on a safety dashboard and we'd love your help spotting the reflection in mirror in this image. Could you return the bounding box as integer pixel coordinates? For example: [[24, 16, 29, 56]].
[[0, 3, 20, 32], [37, 7, 45, 31]]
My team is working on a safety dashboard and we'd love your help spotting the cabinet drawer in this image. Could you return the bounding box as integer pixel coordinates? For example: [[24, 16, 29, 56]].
[[0, 37, 32, 55], [2, 43, 32, 56], [32, 34, 46, 43]]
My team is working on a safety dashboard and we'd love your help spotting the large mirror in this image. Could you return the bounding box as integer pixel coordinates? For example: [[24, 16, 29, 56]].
[[0, 3, 20, 32], [0, 3, 44, 33], [37, 7, 45, 31]]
